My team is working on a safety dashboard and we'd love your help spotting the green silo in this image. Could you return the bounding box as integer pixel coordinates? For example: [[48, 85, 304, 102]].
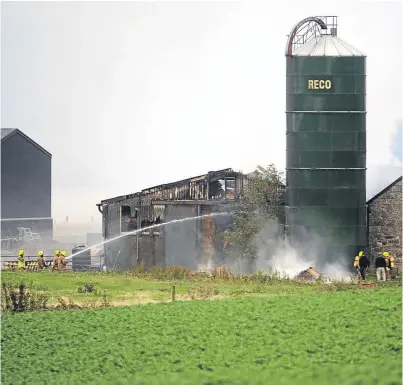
[[285, 16, 366, 266]]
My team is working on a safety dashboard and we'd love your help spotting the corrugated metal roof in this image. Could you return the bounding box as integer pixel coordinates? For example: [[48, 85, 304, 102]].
[[294, 35, 365, 57]]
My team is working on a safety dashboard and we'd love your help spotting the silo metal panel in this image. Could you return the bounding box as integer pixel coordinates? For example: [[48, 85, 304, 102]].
[[287, 113, 366, 132], [285, 54, 366, 266], [286, 188, 366, 207]]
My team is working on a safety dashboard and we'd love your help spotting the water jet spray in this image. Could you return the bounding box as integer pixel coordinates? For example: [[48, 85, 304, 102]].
[[66, 212, 234, 263]]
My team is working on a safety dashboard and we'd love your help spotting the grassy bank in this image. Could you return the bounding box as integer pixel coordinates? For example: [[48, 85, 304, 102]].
[[3, 268, 397, 308]]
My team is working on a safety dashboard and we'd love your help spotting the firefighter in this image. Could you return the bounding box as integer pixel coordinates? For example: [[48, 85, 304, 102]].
[[59, 251, 67, 270], [52, 250, 60, 271], [37, 251, 46, 270], [389, 254, 396, 279], [383, 252, 393, 281], [17, 249, 26, 270], [354, 251, 363, 277], [375, 252, 387, 281], [358, 251, 370, 280]]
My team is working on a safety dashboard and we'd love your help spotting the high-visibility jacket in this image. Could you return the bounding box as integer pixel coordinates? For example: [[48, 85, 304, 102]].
[[353, 256, 359, 268], [390, 256, 395, 269], [52, 255, 60, 271], [37, 256, 46, 269], [59, 256, 66, 270], [17, 256, 26, 270]]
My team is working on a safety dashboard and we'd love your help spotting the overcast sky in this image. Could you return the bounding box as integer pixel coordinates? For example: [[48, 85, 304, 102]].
[[1, 0, 402, 224]]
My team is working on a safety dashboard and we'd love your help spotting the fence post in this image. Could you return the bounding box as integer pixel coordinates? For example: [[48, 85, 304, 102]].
[[172, 286, 176, 302]]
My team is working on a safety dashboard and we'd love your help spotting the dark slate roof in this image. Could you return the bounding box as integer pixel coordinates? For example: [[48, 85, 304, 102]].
[[367, 175, 403, 204], [1, 128, 52, 157]]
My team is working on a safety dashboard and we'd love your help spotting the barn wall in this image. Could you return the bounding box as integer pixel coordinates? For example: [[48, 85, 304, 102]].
[[1, 133, 52, 237], [103, 196, 140, 268], [164, 204, 198, 268], [103, 196, 141, 236], [138, 232, 164, 269]]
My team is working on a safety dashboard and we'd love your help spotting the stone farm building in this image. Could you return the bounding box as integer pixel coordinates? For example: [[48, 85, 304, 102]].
[[97, 168, 285, 270], [367, 176, 402, 268]]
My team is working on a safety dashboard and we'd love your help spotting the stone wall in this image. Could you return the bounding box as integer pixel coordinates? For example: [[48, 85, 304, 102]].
[[368, 177, 402, 268]]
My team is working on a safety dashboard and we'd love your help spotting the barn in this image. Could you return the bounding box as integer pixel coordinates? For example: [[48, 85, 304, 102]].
[[97, 168, 285, 271], [1, 128, 53, 249]]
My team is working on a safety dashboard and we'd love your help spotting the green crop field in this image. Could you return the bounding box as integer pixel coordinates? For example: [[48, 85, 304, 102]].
[[2, 280, 402, 385]]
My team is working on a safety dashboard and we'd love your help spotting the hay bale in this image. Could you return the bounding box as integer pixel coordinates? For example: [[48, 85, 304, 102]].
[[296, 267, 321, 281]]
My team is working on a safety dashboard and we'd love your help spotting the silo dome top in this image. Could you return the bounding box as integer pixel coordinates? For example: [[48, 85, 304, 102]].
[[293, 35, 365, 57], [286, 16, 366, 57]]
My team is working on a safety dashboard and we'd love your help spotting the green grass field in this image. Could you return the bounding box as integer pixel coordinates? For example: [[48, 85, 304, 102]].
[[1, 270, 337, 307], [1, 272, 402, 385]]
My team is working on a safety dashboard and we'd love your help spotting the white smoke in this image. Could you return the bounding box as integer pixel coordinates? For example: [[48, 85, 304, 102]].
[[249, 218, 353, 281]]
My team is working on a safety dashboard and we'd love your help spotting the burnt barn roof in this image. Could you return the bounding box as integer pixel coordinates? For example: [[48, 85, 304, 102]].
[[100, 168, 242, 205]]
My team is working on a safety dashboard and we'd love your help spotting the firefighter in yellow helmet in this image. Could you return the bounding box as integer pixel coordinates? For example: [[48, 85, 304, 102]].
[[59, 251, 67, 271], [17, 249, 26, 270], [37, 250, 46, 270], [354, 251, 364, 277], [52, 250, 60, 271], [358, 251, 370, 280], [383, 252, 394, 281], [389, 253, 396, 279]]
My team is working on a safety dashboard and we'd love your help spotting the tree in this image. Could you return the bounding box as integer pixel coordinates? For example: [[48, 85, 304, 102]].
[[224, 163, 285, 260]]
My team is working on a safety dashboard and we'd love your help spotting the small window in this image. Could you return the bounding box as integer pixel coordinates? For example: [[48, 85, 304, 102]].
[[208, 180, 225, 200], [121, 206, 138, 232]]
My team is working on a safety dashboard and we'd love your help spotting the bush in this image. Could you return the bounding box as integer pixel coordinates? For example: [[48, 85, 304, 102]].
[[129, 260, 146, 275], [1, 282, 49, 312], [129, 264, 193, 280], [77, 283, 98, 294]]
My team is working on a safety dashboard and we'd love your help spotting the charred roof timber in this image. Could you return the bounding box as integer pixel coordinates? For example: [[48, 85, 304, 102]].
[[99, 168, 245, 205], [96, 203, 103, 214]]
